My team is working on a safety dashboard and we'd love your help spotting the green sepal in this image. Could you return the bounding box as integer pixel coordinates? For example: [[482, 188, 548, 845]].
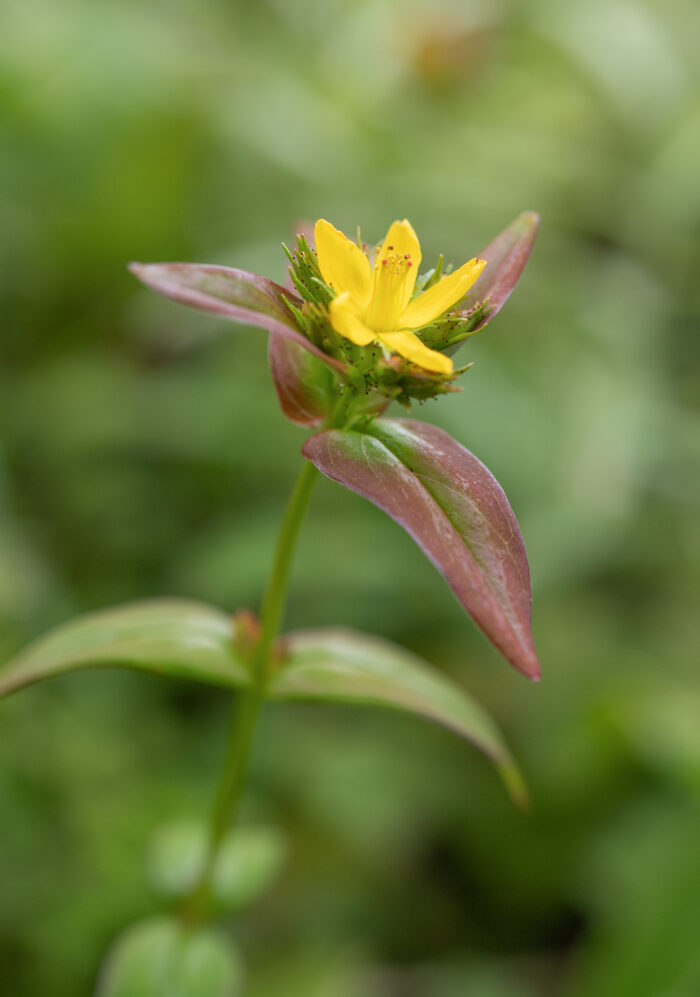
[[285, 234, 333, 307], [411, 253, 446, 296]]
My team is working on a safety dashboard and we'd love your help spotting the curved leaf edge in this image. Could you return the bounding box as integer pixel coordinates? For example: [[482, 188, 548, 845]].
[[0, 598, 249, 700], [0, 602, 529, 807], [302, 420, 540, 681], [272, 626, 529, 809], [128, 262, 347, 374], [468, 210, 540, 332]]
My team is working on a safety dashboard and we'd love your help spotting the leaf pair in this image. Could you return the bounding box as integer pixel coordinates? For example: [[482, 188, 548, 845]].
[[0, 599, 527, 805], [97, 917, 244, 997], [147, 820, 287, 911]]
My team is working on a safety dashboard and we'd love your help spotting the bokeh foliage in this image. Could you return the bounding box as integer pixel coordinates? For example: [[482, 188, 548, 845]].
[[1, 0, 699, 994]]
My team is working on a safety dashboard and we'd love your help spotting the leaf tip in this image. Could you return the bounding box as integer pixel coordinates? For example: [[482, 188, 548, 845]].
[[522, 652, 542, 682], [518, 210, 541, 230], [514, 655, 541, 683], [499, 760, 531, 811], [127, 261, 149, 282]]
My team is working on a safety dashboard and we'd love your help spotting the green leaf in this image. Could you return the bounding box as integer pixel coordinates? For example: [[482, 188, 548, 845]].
[[128, 262, 346, 373], [303, 418, 540, 680], [214, 824, 287, 910], [96, 917, 244, 997], [147, 820, 287, 911], [0, 600, 249, 699], [271, 628, 528, 806]]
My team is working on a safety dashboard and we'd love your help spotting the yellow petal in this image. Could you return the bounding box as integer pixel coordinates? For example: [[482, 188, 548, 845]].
[[375, 219, 422, 310], [329, 292, 376, 346], [379, 330, 453, 374], [400, 257, 486, 330], [314, 219, 372, 307]]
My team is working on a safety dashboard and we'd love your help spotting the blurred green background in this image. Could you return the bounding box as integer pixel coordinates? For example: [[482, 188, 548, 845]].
[[1, 0, 699, 993]]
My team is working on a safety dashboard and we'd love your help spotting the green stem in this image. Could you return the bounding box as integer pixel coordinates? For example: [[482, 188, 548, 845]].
[[183, 392, 359, 924], [252, 459, 319, 681], [183, 688, 263, 923], [182, 458, 320, 923]]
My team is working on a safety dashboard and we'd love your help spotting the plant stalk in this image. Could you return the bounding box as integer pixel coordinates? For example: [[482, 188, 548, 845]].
[[251, 458, 319, 681], [183, 392, 357, 924], [182, 458, 319, 923]]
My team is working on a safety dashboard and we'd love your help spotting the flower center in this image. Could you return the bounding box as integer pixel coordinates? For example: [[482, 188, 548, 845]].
[[381, 250, 413, 276], [364, 247, 414, 332]]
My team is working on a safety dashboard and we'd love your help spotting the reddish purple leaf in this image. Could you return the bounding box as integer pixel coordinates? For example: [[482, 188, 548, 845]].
[[303, 418, 540, 680], [467, 211, 539, 331], [268, 333, 391, 427], [128, 262, 346, 373], [268, 333, 336, 427]]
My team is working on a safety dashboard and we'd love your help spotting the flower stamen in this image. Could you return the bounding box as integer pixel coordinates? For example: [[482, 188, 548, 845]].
[[314, 217, 486, 377]]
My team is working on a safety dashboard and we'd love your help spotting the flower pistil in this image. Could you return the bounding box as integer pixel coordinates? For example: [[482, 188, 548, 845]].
[[314, 218, 486, 375]]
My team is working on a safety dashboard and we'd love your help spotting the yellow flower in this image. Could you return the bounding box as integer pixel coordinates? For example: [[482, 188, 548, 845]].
[[314, 218, 486, 375]]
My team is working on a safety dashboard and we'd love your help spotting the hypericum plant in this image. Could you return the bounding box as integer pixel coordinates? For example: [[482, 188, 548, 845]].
[[1, 212, 540, 995]]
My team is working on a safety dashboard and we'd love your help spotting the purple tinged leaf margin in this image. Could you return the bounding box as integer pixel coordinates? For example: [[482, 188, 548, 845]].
[[467, 210, 540, 331], [303, 418, 540, 681], [268, 333, 336, 427], [128, 262, 346, 373]]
